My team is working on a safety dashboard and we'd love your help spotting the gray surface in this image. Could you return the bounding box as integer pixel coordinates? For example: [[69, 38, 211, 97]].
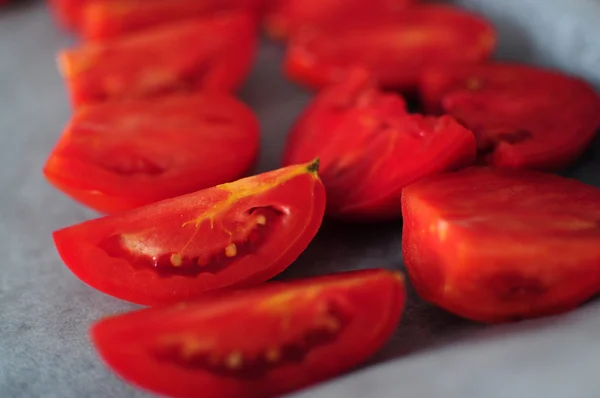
[[1, 1, 600, 397]]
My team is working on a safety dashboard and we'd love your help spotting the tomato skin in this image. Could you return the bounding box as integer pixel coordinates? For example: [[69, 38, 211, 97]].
[[52, 161, 326, 306], [419, 63, 600, 171], [81, 0, 264, 41], [57, 11, 257, 107], [264, 0, 416, 41], [91, 269, 405, 398], [402, 167, 600, 323], [43, 93, 260, 214], [282, 68, 477, 221], [284, 4, 496, 91]]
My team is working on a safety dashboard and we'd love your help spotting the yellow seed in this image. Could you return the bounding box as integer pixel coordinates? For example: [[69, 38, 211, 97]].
[[466, 77, 482, 90], [226, 352, 243, 369], [256, 215, 267, 226], [265, 348, 280, 363], [181, 343, 202, 359], [225, 243, 237, 258], [170, 253, 183, 267], [321, 317, 340, 332]]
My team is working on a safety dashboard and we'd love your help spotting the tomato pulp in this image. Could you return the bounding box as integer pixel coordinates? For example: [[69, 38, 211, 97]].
[[282, 68, 477, 221], [44, 93, 260, 214], [264, 0, 416, 41], [81, 0, 264, 41], [53, 160, 326, 306], [284, 4, 496, 91], [57, 11, 257, 107], [402, 167, 600, 323], [419, 63, 600, 170], [91, 269, 405, 398]]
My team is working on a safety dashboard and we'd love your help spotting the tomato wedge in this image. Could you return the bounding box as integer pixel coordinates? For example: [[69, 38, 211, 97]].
[[419, 63, 600, 170], [43, 93, 260, 214], [91, 269, 405, 398], [81, 0, 264, 41], [284, 4, 496, 91], [57, 11, 257, 107], [282, 68, 477, 221], [402, 167, 600, 323], [264, 0, 416, 41], [53, 160, 326, 306]]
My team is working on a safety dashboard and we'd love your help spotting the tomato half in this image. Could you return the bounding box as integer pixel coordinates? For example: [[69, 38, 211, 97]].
[[419, 63, 600, 171], [402, 167, 600, 323], [91, 269, 405, 398], [53, 160, 326, 306], [282, 68, 477, 221], [81, 0, 264, 41], [284, 4, 496, 91], [43, 93, 260, 214], [57, 11, 257, 107], [263, 0, 416, 41]]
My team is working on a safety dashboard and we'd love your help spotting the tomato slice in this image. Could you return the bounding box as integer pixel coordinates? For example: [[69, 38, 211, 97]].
[[284, 4, 496, 91], [282, 68, 476, 221], [81, 0, 264, 41], [264, 0, 416, 41], [43, 93, 260, 214], [53, 160, 326, 306], [419, 63, 600, 171], [91, 269, 405, 398], [57, 11, 257, 107], [402, 167, 600, 323]]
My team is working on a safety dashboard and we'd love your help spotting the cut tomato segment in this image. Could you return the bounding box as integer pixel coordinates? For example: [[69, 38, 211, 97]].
[[53, 160, 326, 306], [402, 167, 600, 323], [57, 11, 257, 107], [91, 269, 405, 398], [43, 93, 260, 214], [419, 63, 600, 170], [81, 0, 264, 41], [264, 0, 416, 41], [282, 68, 477, 221], [284, 4, 495, 91]]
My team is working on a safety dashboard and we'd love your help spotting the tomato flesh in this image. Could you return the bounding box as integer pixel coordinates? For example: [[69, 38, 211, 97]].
[[284, 4, 496, 91], [43, 93, 260, 214], [91, 269, 405, 398], [81, 0, 264, 41], [419, 63, 600, 170], [264, 0, 416, 41], [402, 167, 600, 323], [57, 11, 257, 107], [53, 160, 326, 306], [283, 68, 477, 221]]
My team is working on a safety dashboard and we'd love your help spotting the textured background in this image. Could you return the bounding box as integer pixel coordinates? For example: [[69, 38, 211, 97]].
[[1, 0, 600, 397]]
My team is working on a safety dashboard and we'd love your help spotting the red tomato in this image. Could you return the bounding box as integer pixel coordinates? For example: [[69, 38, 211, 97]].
[[402, 167, 600, 323], [419, 63, 600, 171], [43, 93, 260, 214], [91, 269, 405, 398], [53, 160, 326, 306], [282, 68, 477, 221], [284, 4, 496, 91], [48, 0, 86, 31], [57, 11, 257, 107], [81, 0, 264, 41], [264, 0, 416, 41]]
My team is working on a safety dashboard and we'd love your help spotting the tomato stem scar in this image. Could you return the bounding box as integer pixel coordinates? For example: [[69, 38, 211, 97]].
[[307, 157, 320, 174]]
